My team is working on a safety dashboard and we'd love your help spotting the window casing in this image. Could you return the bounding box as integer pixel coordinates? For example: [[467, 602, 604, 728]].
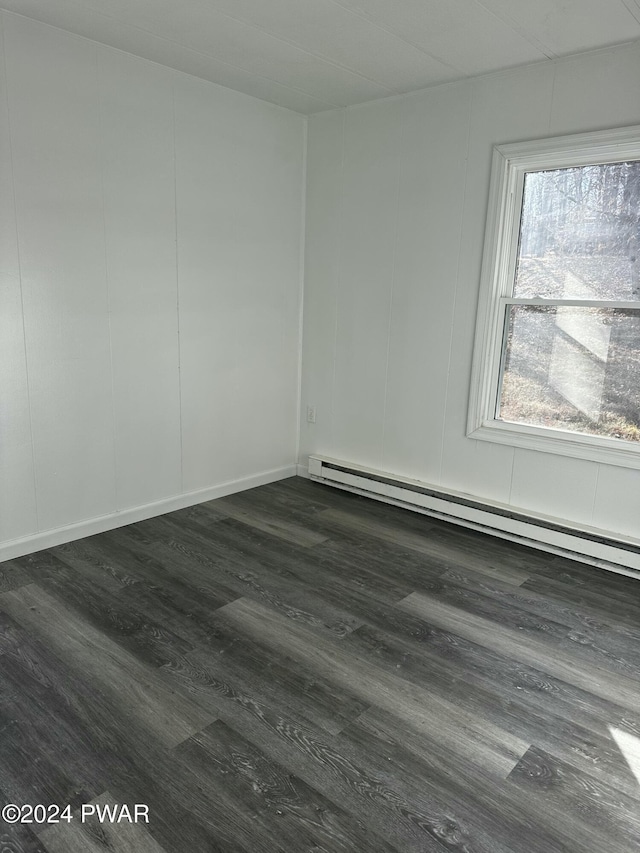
[[467, 126, 640, 469]]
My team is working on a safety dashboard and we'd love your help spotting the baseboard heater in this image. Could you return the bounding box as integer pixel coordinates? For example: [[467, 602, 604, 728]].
[[308, 455, 640, 579]]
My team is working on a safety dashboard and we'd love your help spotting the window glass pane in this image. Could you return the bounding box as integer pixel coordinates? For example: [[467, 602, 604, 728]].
[[514, 162, 640, 301], [498, 305, 640, 442]]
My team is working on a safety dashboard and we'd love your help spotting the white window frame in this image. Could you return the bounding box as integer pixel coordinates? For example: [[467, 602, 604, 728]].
[[467, 125, 640, 469]]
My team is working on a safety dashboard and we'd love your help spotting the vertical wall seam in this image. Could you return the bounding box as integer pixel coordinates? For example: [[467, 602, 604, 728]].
[[379, 102, 406, 471], [590, 463, 601, 524], [329, 108, 347, 450], [547, 57, 557, 133], [171, 76, 185, 495], [1, 12, 40, 532], [506, 447, 516, 504], [96, 48, 120, 513], [294, 116, 308, 468], [438, 82, 474, 488]]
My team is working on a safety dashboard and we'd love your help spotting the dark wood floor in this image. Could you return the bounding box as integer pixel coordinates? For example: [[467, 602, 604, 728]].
[[0, 477, 639, 852]]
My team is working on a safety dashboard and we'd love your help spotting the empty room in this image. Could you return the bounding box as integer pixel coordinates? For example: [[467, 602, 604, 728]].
[[1, 1, 640, 851]]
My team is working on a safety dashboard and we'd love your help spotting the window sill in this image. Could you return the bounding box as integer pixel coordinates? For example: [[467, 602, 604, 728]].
[[468, 420, 640, 469]]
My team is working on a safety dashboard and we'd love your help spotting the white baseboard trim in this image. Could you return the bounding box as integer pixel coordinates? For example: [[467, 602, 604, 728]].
[[0, 464, 297, 564], [296, 463, 310, 478], [308, 455, 640, 579]]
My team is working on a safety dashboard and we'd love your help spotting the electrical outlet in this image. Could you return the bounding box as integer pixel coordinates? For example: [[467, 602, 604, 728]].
[[306, 405, 316, 424]]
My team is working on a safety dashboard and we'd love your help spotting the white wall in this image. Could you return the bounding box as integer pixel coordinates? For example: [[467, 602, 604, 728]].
[[300, 41, 640, 541], [0, 12, 305, 556]]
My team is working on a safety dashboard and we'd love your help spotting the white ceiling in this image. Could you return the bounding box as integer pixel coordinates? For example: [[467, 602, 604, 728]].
[[3, 0, 640, 113]]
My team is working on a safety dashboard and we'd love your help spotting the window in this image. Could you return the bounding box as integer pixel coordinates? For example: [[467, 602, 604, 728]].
[[468, 126, 640, 468]]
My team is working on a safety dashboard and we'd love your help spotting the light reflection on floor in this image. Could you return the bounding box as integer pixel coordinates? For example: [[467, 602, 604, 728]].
[[609, 726, 640, 786]]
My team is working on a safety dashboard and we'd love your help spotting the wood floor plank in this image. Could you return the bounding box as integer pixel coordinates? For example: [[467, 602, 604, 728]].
[[534, 553, 640, 599], [185, 510, 434, 607], [154, 649, 450, 852], [163, 500, 229, 527], [153, 627, 369, 741], [346, 600, 640, 768], [25, 557, 195, 669], [0, 560, 32, 593], [184, 617, 369, 736], [54, 540, 142, 592], [29, 537, 235, 665], [523, 570, 640, 633], [342, 709, 576, 853], [105, 741, 255, 853], [398, 590, 640, 712], [0, 711, 92, 812], [507, 745, 640, 853], [0, 824, 50, 853], [129, 516, 365, 639], [60, 633, 438, 853], [351, 707, 601, 853], [441, 565, 640, 648], [0, 647, 112, 807], [219, 596, 529, 778], [423, 522, 554, 583], [317, 507, 449, 568], [0, 584, 215, 747], [208, 496, 328, 548], [174, 721, 399, 853], [309, 534, 443, 597], [267, 477, 412, 522], [318, 506, 533, 586], [174, 511, 426, 622], [94, 526, 241, 615], [0, 612, 183, 800], [215, 478, 331, 523], [412, 573, 573, 638], [342, 621, 640, 797], [415, 571, 640, 678]]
